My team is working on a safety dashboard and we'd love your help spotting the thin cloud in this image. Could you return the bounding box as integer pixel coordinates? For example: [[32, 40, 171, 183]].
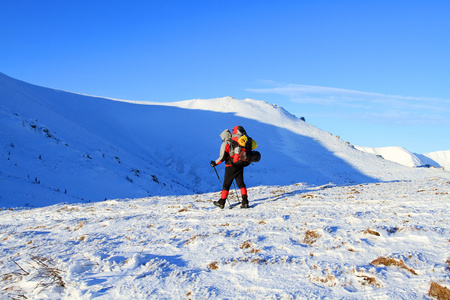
[[247, 82, 450, 125]]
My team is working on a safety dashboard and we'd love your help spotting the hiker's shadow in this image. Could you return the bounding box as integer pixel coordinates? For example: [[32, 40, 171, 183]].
[[248, 184, 336, 208]]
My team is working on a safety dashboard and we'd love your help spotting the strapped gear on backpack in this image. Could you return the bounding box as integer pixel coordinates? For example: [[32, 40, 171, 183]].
[[231, 126, 260, 166]]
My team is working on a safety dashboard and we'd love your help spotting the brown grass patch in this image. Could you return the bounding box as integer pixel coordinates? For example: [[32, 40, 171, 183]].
[[6, 256, 66, 296], [57, 205, 80, 212], [429, 282, 450, 300], [73, 221, 85, 231], [303, 230, 321, 245], [363, 228, 381, 236], [248, 248, 261, 254], [185, 235, 197, 245], [371, 257, 417, 275], [356, 274, 381, 287], [184, 234, 208, 245], [177, 205, 193, 213], [301, 194, 317, 199], [240, 240, 253, 249], [207, 262, 219, 270], [271, 189, 285, 195], [26, 225, 47, 230], [310, 274, 336, 287]]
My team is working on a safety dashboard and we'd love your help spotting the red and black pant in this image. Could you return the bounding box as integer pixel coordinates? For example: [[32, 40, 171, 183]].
[[220, 164, 247, 201]]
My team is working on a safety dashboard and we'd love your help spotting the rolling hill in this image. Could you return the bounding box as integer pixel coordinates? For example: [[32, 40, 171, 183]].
[[1, 72, 449, 208]]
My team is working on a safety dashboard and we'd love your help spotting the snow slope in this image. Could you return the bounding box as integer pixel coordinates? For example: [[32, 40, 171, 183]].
[[355, 146, 425, 168], [355, 146, 449, 171], [423, 150, 450, 170], [0, 178, 449, 299], [2, 72, 449, 208]]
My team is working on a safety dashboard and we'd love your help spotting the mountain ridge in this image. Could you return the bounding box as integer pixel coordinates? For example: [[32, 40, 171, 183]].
[[1, 72, 449, 208]]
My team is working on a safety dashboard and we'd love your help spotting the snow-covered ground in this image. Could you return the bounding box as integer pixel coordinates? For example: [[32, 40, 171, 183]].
[[1, 73, 450, 299], [1, 178, 449, 299]]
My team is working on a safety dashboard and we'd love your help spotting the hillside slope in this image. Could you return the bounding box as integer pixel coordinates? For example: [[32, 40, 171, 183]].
[[355, 146, 449, 171], [1, 73, 449, 208], [423, 150, 450, 170]]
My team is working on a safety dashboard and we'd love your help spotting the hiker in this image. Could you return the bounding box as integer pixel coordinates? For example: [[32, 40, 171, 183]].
[[210, 126, 260, 209]]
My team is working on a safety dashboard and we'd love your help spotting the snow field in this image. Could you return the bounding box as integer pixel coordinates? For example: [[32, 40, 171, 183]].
[[1, 178, 449, 299]]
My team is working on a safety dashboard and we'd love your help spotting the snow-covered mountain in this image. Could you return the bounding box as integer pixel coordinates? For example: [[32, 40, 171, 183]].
[[1, 72, 449, 208], [419, 150, 450, 170], [355, 146, 450, 170], [2, 73, 450, 299]]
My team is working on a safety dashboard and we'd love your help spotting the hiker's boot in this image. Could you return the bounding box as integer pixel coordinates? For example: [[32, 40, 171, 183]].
[[241, 195, 249, 209], [214, 198, 226, 209]]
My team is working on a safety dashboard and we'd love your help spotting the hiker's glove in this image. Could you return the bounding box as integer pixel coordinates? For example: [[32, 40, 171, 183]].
[[210, 160, 217, 167]]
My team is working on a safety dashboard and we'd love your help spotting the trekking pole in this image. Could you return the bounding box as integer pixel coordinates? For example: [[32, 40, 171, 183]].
[[213, 165, 232, 207], [213, 165, 222, 186], [232, 182, 241, 203]]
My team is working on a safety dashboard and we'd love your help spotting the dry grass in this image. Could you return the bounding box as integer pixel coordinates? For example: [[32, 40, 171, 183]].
[[185, 235, 199, 245], [177, 205, 192, 213], [271, 189, 286, 195], [248, 248, 261, 254], [73, 221, 85, 232], [184, 234, 208, 245], [303, 230, 321, 245], [240, 240, 253, 249], [3, 256, 66, 298], [207, 262, 219, 270], [56, 205, 80, 212], [168, 205, 181, 208], [356, 274, 381, 288], [363, 228, 381, 236], [371, 257, 417, 275], [310, 274, 336, 287], [30, 256, 65, 292], [429, 282, 450, 300]]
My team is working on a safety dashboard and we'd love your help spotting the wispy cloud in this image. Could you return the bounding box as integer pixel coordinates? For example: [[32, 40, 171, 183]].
[[247, 81, 450, 125]]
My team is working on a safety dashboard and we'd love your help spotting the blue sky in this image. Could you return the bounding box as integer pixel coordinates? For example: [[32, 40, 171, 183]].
[[2, 0, 450, 153]]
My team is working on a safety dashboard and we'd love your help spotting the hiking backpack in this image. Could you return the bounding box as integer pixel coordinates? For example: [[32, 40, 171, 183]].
[[231, 126, 260, 166]]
